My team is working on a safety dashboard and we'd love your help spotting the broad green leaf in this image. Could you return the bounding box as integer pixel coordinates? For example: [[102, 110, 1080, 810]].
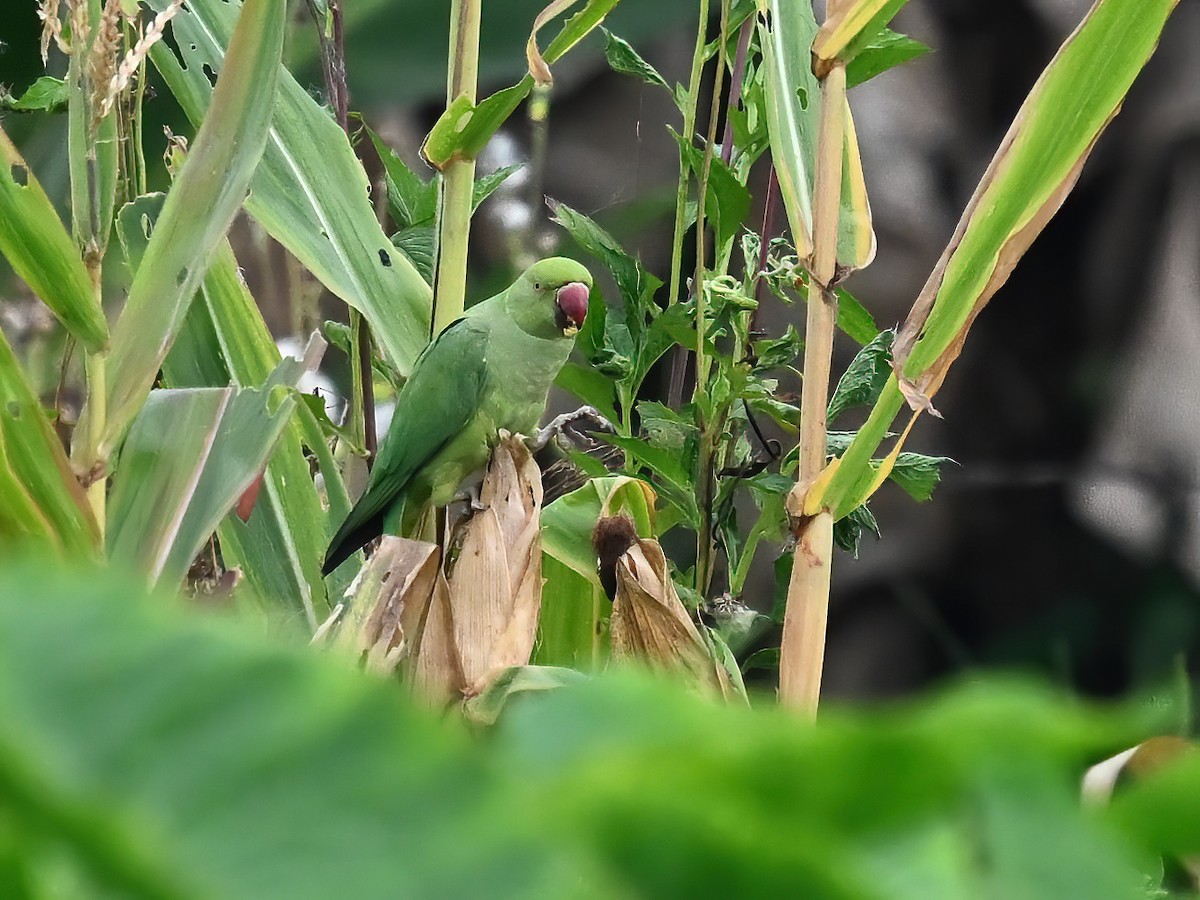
[[0, 559, 574, 897], [0, 330, 98, 557], [827, 328, 893, 422], [76, 0, 284, 468], [604, 433, 701, 529], [107, 343, 321, 589], [889, 451, 953, 503], [391, 227, 437, 285], [542, 475, 656, 583], [834, 285, 880, 345], [893, 0, 1179, 411], [671, 129, 753, 252], [364, 124, 438, 229], [845, 28, 931, 89], [0, 76, 68, 112], [555, 361, 620, 427], [0, 125, 107, 352], [548, 199, 661, 309], [813, 1, 911, 65], [601, 27, 668, 89], [755, 0, 875, 270], [147, 0, 432, 376], [422, 0, 621, 168], [535, 554, 609, 671], [117, 194, 351, 624]]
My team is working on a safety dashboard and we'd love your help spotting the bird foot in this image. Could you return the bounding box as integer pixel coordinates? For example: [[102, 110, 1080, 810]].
[[451, 484, 487, 512], [531, 406, 616, 452]]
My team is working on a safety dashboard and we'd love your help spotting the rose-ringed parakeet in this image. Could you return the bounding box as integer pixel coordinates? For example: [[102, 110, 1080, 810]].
[[322, 257, 592, 574]]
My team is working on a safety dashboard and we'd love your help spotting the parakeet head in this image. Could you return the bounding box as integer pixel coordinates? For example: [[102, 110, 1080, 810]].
[[508, 257, 593, 339]]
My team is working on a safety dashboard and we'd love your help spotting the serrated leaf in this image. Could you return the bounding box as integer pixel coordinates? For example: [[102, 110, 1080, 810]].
[[832, 501, 879, 557], [670, 128, 752, 252], [392, 226, 437, 285], [364, 124, 438, 229], [827, 328, 894, 423], [473, 164, 524, 210], [845, 28, 931, 89], [601, 28, 668, 89], [889, 452, 953, 503], [1, 76, 68, 112], [548, 199, 661, 310]]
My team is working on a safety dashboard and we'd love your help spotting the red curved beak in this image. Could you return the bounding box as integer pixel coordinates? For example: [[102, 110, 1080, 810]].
[[556, 282, 590, 330]]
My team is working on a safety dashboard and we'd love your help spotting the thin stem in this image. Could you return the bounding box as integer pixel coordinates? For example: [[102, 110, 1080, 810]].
[[719, 16, 753, 171], [778, 61, 847, 717], [665, 0, 711, 409], [432, 0, 482, 336], [84, 348, 106, 538], [309, 0, 377, 462]]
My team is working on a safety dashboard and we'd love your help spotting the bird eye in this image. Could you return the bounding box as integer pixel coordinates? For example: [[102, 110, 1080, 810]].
[[534, 281, 542, 290]]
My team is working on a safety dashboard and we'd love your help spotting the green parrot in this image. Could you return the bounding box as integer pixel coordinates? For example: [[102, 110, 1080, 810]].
[[322, 257, 593, 574]]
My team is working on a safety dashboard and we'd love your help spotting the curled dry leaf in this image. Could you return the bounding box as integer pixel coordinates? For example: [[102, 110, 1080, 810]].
[[526, 0, 579, 86], [607, 529, 733, 698]]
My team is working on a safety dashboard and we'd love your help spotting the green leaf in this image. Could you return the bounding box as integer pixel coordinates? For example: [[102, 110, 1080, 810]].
[[813, 0, 912, 64], [391, 226, 437, 285], [603, 433, 700, 529], [421, 0, 621, 168], [889, 452, 953, 503], [79, 0, 285, 466], [845, 28, 932, 89], [0, 76, 68, 112], [364, 124, 438, 229], [106, 344, 320, 590], [751, 325, 803, 372], [472, 163, 524, 210], [834, 285, 881, 345], [671, 128, 753, 252], [756, 0, 875, 269], [0, 331, 98, 558], [147, 0, 432, 376], [555, 361, 620, 428], [827, 328, 894, 423], [0, 125, 107, 352], [548, 199, 662, 311], [118, 195, 352, 623], [832, 501, 879, 557], [535, 555, 609, 671], [601, 28, 668, 89], [464, 665, 589, 725]]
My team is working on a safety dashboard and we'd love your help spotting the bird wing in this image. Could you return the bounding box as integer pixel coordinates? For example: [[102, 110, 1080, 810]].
[[322, 317, 489, 573]]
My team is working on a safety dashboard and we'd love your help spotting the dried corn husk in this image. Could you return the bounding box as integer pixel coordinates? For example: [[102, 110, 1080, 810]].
[[318, 433, 545, 706], [609, 533, 734, 698]]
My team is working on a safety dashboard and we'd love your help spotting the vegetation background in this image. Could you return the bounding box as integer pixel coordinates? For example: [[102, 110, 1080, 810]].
[[6, 0, 1196, 699]]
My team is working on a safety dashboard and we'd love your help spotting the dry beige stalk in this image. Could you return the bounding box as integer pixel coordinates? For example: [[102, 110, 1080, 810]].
[[88, 0, 123, 125], [608, 530, 733, 698], [99, 0, 183, 119]]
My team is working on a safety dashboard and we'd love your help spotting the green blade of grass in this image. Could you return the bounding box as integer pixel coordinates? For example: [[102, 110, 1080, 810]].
[[0, 126, 108, 353], [146, 0, 432, 375], [74, 0, 285, 470], [0, 330, 99, 558]]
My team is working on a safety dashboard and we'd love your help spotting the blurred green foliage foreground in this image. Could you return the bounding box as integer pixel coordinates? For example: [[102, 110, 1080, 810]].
[[1, 560, 1198, 899]]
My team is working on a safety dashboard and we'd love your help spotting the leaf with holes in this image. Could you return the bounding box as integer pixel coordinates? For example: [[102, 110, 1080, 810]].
[[75, 0, 285, 471], [0, 126, 106, 352], [146, 0, 432, 376], [0, 331, 98, 558]]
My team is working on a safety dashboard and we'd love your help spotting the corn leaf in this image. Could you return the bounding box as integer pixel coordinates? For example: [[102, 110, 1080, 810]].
[[812, 0, 1179, 520], [755, 0, 875, 270], [0, 330, 98, 557], [422, 0, 621, 168], [75, 0, 284, 469], [0, 126, 107, 352], [813, 0, 911, 65], [116, 194, 351, 625], [146, 0, 431, 375], [107, 342, 321, 590]]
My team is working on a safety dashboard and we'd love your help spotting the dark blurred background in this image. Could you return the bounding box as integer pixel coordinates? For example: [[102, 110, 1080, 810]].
[[3, 0, 1199, 702]]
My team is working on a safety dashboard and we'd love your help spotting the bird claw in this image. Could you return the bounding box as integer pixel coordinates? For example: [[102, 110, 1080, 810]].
[[451, 484, 487, 512], [531, 406, 616, 452]]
